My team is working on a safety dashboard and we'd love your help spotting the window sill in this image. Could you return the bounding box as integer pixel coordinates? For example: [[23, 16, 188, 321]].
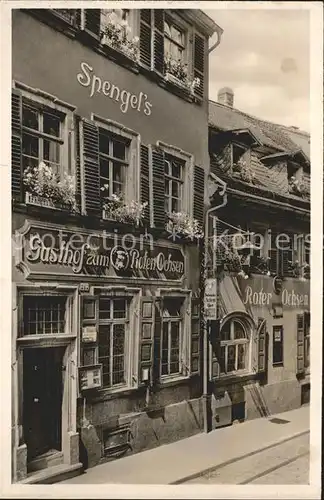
[[90, 384, 139, 402], [25, 192, 76, 213], [273, 362, 284, 367], [17, 333, 76, 346], [212, 371, 258, 384], [158, 374, 190, 388]]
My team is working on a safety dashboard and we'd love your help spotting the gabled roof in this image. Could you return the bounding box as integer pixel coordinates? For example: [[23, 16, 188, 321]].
[[209, 100, 306, 154]]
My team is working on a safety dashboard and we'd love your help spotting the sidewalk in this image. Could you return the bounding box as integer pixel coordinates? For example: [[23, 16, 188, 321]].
[[62, 405, 309, 485]]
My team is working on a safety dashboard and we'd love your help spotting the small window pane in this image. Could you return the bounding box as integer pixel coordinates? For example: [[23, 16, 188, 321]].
[[22, 133, 39, 158], [221, 322, 230, 341], [99, 299, 111, 319], [113, 299, 126, 319], [99, 132, 110, 155], [22, 105, 39, 130], [43, 112, 60, 137], [227, 345, 236, 372], [237, 344, 246, 370], [43, 139, 60, 170], [113, 140, 126, 160], [234, 321, 246, 340]]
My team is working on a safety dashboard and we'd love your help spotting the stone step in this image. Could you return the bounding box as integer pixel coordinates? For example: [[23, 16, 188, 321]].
[[19, 462, 83, 484]]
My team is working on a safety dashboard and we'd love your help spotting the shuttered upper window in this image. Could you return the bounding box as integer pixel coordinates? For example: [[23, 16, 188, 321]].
[[139, 9, 206, 100], [99, 130, 129, 201]]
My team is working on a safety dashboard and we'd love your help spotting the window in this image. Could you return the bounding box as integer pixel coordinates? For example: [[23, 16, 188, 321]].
[[98, 298, 129, 388], [52, 9, 78, 24], [161, 297, 184, 376], [164, 154, 184, 213], [232, 143, 249, 172], [22, 100, 64, 176], [219, 319, 249, 374], [99, 130, 129, 201], [272, 325, 284, 365], [23, 295, 68, 335], [164, 16, 185, 62]]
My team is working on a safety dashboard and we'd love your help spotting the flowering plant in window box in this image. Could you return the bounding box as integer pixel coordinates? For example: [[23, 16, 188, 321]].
[[250, 255, 272, 276], [101, 189, 148, 226], [164, 55, 201, 95], [166, 211, 204, 240], [288, 176, 308, 198], [23, 161, 77, 212], [100, 11, 139, 63], [288, 259, 310, 278]]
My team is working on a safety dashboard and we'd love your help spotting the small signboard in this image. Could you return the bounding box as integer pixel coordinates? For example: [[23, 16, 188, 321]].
[[204, 278, 217, 320], [82, 325, 97, 343]]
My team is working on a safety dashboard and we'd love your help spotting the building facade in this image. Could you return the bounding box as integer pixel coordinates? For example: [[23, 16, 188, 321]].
[[11, 8, 220, 482], [207, 89, 310, 428]]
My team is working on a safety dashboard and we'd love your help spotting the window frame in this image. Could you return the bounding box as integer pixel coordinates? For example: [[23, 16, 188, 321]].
[[98, 297, 130, 390], [164, 154, 185, 214], [92, 113, 140, 206], [219, 319, 250, 375], [163, 13, 187, 65], [161, 297, 183, 377], [231, 142, 251, 173], [14, 81, 76, 181], [272, 325, 284, 366], [158, 289, 191, 383], [156, 140, 194, 217]]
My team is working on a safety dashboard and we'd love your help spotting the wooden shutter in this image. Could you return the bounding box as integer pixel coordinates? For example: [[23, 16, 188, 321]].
[[153, 9, 164, 75], [12, 89, 23, 202], [296, 313, 305, 375], [152, 299, 162, 385], [82, 9, 101, 38], [140, 10, 152, 68], [193, 165, 205, 225], [257, 317, 266, 374], [281, 249, 290, 277], [80, 295, 99, 368], [209, 319, 221, 379], [268, 232, 278, 275], [140, 144, 151, 226], [80, 119, 101, 217], [193, 33, 205, 99], [74, 115, 82, 212], [191, 298, 200, 375], [151, 147, 165, 228], [139, 297, 155, 384]]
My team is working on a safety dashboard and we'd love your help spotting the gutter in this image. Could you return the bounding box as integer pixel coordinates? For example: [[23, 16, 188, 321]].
[[226, 187, 310, 216], [208, 26, 223, 53]]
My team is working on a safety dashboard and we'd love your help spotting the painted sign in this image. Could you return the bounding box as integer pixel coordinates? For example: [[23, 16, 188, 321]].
[[77, 61, 152, 115], [14, 222, 185, 281], [238, 276, 310, 311], [82, 326, 97, 343], [204, 278, 217, 320]]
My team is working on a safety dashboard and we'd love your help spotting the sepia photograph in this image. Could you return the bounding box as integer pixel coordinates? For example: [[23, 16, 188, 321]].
[[0, 1, 322, 498]]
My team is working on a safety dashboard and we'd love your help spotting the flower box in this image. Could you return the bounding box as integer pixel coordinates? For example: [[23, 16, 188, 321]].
[[100, 36, 139, 64], [165, 73, 191, 93], [25, 192, 71, 211]]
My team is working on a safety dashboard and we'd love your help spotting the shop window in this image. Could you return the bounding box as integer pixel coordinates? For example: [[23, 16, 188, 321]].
[[161, 297, 184, 376], [99, 130, 129, 202], [164, 154, 185, 213], [98, 298, 129, 388], [22, 100, 64, 177], [219, 319, 250, 374], [272, 325, 284, 365], [164, 16, 186, 62], [22, 295, 68, 336]]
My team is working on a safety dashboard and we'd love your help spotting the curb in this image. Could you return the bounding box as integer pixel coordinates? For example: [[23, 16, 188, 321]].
[[169, 429, 309, 485]]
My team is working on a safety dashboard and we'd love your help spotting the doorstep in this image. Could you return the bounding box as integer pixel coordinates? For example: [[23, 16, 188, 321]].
[[18, 462, 83, 485]]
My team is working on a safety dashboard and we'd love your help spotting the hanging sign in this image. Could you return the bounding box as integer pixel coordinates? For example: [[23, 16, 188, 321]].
[[204, 278, 217, 320]]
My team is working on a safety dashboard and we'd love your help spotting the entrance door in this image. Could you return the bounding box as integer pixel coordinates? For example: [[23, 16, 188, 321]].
[[23, 347, 65, 461]]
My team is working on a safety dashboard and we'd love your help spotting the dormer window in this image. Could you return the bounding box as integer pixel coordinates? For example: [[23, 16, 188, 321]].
[[231, 143, 251, 172]]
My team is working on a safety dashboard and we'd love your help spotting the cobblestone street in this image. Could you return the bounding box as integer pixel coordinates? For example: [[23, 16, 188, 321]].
[[184, 433, 309, 485]]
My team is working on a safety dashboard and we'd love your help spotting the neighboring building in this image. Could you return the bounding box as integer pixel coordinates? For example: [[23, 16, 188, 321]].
[[207, 88, 310, 428], [11, 8, 221, 482]]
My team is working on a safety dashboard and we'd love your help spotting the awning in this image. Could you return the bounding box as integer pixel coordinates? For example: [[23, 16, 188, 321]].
[[218, 275, 251, 319]]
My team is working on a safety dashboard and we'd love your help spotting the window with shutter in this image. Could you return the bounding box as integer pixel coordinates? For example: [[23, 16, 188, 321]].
[[193, 165, 205, 226], [51, 9, 79, 25], [272, 325, 284, 366], [139, 297, 155, 384], [12, 90, 23, 201], [151, 147, 166, 228], [193, 33, 205, 99], [257, 318, 267, 375], [191, 298, 200, 375], [140, 10, 153, 68], [140, 144, 151, 225], [153, 10, 165, 74], [81, 9, 101, 38], [296, 313, 305, 375], [80, 119, 101, 216], [12, 84, 76, 209], [269, 232, 279, 275]]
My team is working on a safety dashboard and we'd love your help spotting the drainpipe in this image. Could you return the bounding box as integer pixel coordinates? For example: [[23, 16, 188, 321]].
[[208, 27, 223, 54], [202, 189, 228, 433]]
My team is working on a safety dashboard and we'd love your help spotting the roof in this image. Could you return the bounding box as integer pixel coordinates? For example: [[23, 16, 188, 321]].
[[209, 100, 307, 154], [280, 127, 310, 159]]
